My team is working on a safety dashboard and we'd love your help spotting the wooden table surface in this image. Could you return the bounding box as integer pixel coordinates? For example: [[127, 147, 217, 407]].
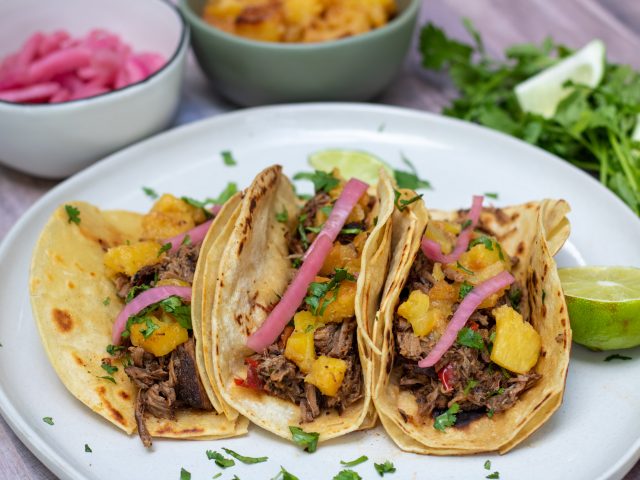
[[1, 1, 638, 478]]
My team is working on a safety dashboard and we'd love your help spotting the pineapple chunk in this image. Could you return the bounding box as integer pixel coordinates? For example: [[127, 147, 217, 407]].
[[305, 356, 347, 396], [320, 242, 359, 276], [490, 305, 541, 374], [141, 193, 205, 241], [156, 278, 191, 288], [428, 280, 458, 304], [293, 310, 317, 332], [425, 221, 458, 255], [317, 280, 357, 323], [397, 290, 435, 337], [285, 331, 316, 373], [457, 242, 509, 277], [103, 241, 162, 277], [130, 316, 189, 357], [432, 262, 445, 282]]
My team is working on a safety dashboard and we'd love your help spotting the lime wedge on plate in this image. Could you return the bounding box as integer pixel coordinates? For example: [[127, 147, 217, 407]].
[[559, 266, 640, 350], [308, 149, 393, 185], [515, 39, 605, 118]]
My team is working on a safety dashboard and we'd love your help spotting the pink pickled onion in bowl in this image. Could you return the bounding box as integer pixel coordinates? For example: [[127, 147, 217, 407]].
[[418, 270, 515, 368], [246, 178, 369, 352], [421, 195, 484, 265], [112, 286, 192, 345]]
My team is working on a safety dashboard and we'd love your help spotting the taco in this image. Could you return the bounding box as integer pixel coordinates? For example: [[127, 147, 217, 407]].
[[206, 165, 395, 442], [372, 193, 571, 454], [30, 192, 248, 447]]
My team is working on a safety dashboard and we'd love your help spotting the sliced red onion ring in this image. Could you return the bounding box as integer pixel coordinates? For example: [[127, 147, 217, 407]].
[[421, 195, 484, 265], [418, 270, 514, 368], [111, 286, 192, 344], [246, 178, 369, 352], [164, 219, 213, 254]]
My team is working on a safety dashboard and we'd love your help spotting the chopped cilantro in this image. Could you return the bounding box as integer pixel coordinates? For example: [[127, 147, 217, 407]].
[[42, 417, 54, 425], [289, 426, 319, 453], [508, 287, 522, 309], [484, 460, 491, 470], [142, 186, 158, 199], [374, 460, 396, 476], [604, 354, 632, 361], [457, 327, 484, 349], [461, 219, 472, 230], [140, 318, 159, 339], [125, 284, 151, 303], [102, 297, 111, 306], [158, 296, 192, 330], [99, 375, 116, 384], [231, 476, 241, 480], [487, 408, 495, 418], [542, 289, 547, 304], [456, 261, 474, 275], [496, 242, 505, 261], [469, 235, 494, 251], [272, 466, 299, 480], [486, 472, 500, 479], [64, 205, 81, 224], [222, 447, 268, 464], [221, 150, 236, 166], [484, 192, 499, 199], [293, 170, 340, 193], [434, 403, 460, 431], [464, 379, 478, 395], [212, 474, 222, 479], [180, 468, 191, 480], [333, 470, 362, 480], [84, 444, 92, 453], [304, 268, 355, 316], [320, 205, 333, 216], [181, 234, 192, 246], [394, 154, 432, 190], [491, 387, 505, 396], [393, 189, 423, 212], [101, 361, 118, 375], [297, 213, 310, 249], [292, 258, 302, 268], [206, 450, 235, 468], [276, 207, 288, 223], [459, 282, 474, 299], [340, 455, 368, 467], [158, 242, 172, 257]]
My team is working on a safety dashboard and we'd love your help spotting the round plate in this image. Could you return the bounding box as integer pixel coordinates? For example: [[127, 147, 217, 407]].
[[1, 104, 639, 480]]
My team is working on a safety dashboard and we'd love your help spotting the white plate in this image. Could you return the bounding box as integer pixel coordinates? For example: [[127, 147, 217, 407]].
[[1, 104, 639, 480]]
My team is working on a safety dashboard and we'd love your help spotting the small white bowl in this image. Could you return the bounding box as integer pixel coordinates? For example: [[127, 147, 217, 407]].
[[0, 0, 189, 178]]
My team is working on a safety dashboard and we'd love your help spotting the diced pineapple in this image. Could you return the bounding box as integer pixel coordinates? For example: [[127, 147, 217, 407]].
[[457, 241, 509, 277], [428, 280, 458, 304], [293, 310, 317, 332], [425, 221, 458, 255], [490, 305, 541, 374], [432, 262, 445, 282], [346, 202, 365, 223], [320, 242, 358, 276], [317, 280, 357, 323], [285, 331, 316, 373], [352, 231, 367, 254], [156, 278, 191, 288], [130, 316, 189, 357], [305, 355, 347, 396], [397, 290, 435, 337], [103, 241, 162, 277], [284, 0, 324, 26], [141, 194, 205, 241]]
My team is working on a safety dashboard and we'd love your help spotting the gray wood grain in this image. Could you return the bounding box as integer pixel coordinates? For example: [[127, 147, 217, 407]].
[[0, 1, 638, 478]]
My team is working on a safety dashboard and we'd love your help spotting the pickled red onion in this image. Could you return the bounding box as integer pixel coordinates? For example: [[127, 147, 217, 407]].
[[246, 178, 369, 352], [418, 270, 515, 368], [112, 286, 192, 344], [421, 195, 484, 265], [163, 204, 222, 253]]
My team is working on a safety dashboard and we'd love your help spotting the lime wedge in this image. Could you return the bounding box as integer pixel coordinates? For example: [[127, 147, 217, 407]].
[[559, 266, 640, 350], [515, 39, 605, 118], [308, 149, 393, 186]]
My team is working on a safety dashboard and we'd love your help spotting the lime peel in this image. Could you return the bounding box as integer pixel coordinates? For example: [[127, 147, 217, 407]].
[[308, 149, 393, 186]]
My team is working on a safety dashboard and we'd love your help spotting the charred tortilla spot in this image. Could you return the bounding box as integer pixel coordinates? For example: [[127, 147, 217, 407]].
[[156, 425, 205, 435], [72, 353, 85, 366], [495, 208, 509, 225], [544, 264, 548, 275], [560, 318, 566, 326], [237, 238, 245, 255], [53, 253, 64, 264], [67, 281, 75, 289], [234, 313, 243, 326], [90, 272, 96, 277], [541, 305, 547, 317], [119, 391, 131, 400], [52, 308, 73, 332], [559, 305, 564, 314], [399, 409, 409, 423], [510, 212, 520, 221], [517, 242, 525, 255]]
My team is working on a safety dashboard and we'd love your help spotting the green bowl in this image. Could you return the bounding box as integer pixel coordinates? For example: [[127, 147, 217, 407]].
[[180, 0, 421, 106]]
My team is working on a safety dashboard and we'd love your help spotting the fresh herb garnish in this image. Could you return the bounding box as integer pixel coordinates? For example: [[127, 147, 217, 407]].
[[394, 154, 432, 190], [84, 444, 92, 453], [102, 296, 111, 306], [222, 447, 268, 464], [340, 455, 368, 467], [206, 450, 235, 468], [294, 170, 340, 194], [457, 327, 485, 349], [297, 213, 309, 249], [461, 219, 472, 230], [459, 282, 474, 299], [64, 205, 81, 224], [487, 408, 495, 418], [340, 227, 363, 235], [182, 183, 238, 213], [486, 472, 500, 479], [101, 361, 118, 375], [604, 354, 632, 361], [42, 417, 54, 425], [304, 268, 355, 316], [212, 474, 222, 479], [464, 379, 478, 395], [374, 460, 396, 476], [542, 289, 547, 304], [508, 287, 522, 309], [125, 284, 151, 303], [434, 403, 460, 431], [181, 234, 192, 246], [157, 296, 192, 330], [158, 242, 172, 257], [496, 242, 505, 261], [491, 387, 506, 396], [99, 375, 116, 384], [140, 318, 159, 338], [484, 460, 491, 470], [333, 470, 362, 480], [485, 192, 499, 199], [289, 426, 319, 453], [142, 186, 158, 199], [469, 235, 494, 251], [276, 207, 288, 223], [221, 150, 236, 166], [393, 189, 423, 212], [272, 466, 300, 480], [456, 261, 474, 275], [180, 468, 191, 480]]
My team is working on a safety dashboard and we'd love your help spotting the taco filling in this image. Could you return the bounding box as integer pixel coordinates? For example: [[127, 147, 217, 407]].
[[393, 198, 542, 429], [237, 172, 375, 422], [103, 194, 219, 446]]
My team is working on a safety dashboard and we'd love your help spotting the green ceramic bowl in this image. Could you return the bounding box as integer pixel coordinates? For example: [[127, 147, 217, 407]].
[[180, 0, 421, 106]]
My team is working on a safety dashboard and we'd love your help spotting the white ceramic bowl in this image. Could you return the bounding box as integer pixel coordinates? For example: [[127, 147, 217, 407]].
[[0, 0, 189, 178]]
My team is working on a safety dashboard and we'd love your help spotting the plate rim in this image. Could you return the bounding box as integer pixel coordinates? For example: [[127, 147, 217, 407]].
[[1, 102, 639, 480]]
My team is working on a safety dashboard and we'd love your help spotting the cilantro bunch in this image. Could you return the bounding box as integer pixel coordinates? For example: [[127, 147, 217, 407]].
[[420, 20, 640, 214]]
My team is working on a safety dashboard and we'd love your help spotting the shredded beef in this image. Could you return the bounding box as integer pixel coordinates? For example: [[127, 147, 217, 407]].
[[395, 319, 433, 361], [171, 338, 214, 410], [288, 192, 332, 256], [300, 383, 321, 422], [256, 355, 306, 404], [314, 320, 355, 359], [406, 253, 435, 293], [134, 390, 152, 447]]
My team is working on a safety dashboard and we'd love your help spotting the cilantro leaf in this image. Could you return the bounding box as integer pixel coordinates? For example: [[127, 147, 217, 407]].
[[604, 354, 632, 361], [394, 154, 432, 190], [484, 460, 491, 470], [294, 170, 340, 193], [180, 468, 191, 480], [333, 470, 362, 480], [464, 379, 478, 395], [374, 460, 396, 476], [64, 205, 81, 224], [101, 361, 118, 375], [340, 455, 368, 467], [222, 447, 268, 464], [393, 189, 423, 212], [158, 242, 172, 257], [213, 474, 222, 479], [140, 317, 159, 338], [126, 284, 151, 303], [276, 207, 288, 223], [103, 297, 111, 306], [457, 327, 485, 349], [459, 282, 474, 299], [42, 416, 54, 425], [289, 426, 319, 453], [456, 261, 474, 275], [304, 268, 355, 316], [158, 296, 192, 330], [487, 408, 495, 418], [221, 150, 236, 166], [434, 403, 460, 431], [508, 287, 522, 309], [486, 472, 500, 479], [272, 466, 300, 480], [469, 236, 494, 251], [142, 187, 158, 199], [99, 375, 116, 384], [106, 344, 124, 356], [84, 444, 92, 453], [206, 450, 235, 468], [484, 192, 499, 199]]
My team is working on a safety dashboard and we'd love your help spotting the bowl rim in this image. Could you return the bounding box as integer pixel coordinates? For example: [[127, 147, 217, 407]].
[[0, 0, 189, 110], [180, 0, 421, 51]]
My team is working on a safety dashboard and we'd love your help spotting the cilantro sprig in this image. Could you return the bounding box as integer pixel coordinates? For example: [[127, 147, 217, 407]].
[[294, 170, 340, 194], [374, 460, 396, 476], [434, 403, 460, 431], [222, 447, 268, 464], [304, 268, 355, 316], [394, 154, 432, 190], [289, 426, 319, 453], [64, 205, 81, 224]]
